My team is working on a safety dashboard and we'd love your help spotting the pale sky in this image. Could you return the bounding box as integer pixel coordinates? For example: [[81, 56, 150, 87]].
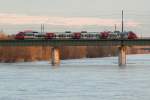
[[0, 0, 149, 36]]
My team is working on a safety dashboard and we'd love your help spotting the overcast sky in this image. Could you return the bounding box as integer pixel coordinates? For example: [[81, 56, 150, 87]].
[[0, 0, 149, 36]]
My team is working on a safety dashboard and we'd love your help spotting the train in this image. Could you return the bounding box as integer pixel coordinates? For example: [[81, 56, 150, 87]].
[[15, 30, 138, 40]]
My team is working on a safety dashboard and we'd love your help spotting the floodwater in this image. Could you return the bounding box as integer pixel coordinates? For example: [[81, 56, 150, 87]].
[[0, 54, 150, 100]]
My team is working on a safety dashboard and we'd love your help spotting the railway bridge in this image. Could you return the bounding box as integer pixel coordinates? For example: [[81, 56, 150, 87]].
[[0, 39, 150, 66]]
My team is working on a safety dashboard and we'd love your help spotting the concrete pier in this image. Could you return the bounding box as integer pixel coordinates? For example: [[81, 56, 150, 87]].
[[118, 46, 126, 66], [51, 47, 60, 66]]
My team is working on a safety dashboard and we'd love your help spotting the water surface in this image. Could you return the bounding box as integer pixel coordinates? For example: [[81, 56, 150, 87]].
[[0, 54, 150, 100]]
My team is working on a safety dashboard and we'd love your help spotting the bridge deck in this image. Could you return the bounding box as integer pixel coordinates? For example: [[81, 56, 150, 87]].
[[0, 39, 149, 46]]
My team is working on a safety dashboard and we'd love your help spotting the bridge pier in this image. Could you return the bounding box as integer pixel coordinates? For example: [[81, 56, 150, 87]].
[[118, 46, 126, 66], [51, 47, 60, 66]]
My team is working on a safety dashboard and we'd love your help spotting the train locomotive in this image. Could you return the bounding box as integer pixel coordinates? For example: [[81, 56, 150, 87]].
[[15, 30, 138, 40], [100, 31, 138, 39], [15, 30, 41, 39]]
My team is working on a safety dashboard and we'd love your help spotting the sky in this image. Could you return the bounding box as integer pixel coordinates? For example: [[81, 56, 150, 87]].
[[0, 0, 149, 36]]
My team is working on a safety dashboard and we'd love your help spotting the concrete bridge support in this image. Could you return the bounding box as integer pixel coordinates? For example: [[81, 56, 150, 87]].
[[51, 47, 60, 66], [118, 46, 127, 66]]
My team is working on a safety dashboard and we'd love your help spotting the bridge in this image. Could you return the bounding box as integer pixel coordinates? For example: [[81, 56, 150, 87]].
[[0, 39, 150, 66]]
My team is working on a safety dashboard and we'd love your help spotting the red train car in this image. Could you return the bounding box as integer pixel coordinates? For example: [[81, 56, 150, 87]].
[[72, 32, 81, 39], [15, 32, 25, 39], [127, 31, 138, 39], [100, 31, 111, 39], [45, 32, 56, 39], [15, 30, 39, 39]]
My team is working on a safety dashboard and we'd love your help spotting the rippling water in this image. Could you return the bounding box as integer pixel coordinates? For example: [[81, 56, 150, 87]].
[[0, 54, 150, 100]]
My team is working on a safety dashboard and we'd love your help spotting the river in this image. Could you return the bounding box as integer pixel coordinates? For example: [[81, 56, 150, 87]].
[[0, 54, 150, 100]]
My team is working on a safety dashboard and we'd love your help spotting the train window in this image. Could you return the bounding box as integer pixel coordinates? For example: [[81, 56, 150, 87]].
[[25, 34, 34, 36], [33, 31, 39, 33], [65, 31, 71, 33], [24, 32, 35, 36], [81, 31, 87, 33]]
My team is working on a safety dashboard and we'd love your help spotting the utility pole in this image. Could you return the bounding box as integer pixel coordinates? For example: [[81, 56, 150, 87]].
[[115, 24, 117, 31], [41, 24, 42, 34], [122, 10, 124, 32], [43, 24, 44, 33], [41, 24, 45, 34]]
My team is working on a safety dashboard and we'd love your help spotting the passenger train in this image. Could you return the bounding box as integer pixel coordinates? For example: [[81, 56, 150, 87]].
[[15, 30, 138, 40]]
